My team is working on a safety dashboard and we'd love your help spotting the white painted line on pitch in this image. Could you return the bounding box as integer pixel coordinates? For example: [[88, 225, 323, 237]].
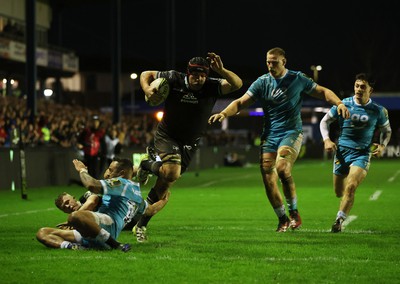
[[369, 190, 382, 201], [388, 170, 400, 183], [0, 207, 55, 218], [198, 174, 253, 187], [342, 215, 357, 230]]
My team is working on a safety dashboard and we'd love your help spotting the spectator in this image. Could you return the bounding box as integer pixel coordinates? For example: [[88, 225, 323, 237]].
[[76, 115, 105, 179]]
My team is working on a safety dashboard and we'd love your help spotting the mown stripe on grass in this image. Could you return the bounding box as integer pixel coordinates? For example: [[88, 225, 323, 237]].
[[171, 225, 379, 234], [20, 255, 379, 264]]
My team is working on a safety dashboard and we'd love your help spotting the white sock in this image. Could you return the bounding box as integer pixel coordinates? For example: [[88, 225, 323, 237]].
[[286, 197, 297, 211], [73, 230, 83, 243], [60, 241, 72, 249], [95, 228, 110, 243], [337, 211, 347, 220], [274, 205, 286, 218]]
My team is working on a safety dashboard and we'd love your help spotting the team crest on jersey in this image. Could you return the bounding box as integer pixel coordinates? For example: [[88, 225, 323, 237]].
[[300, 72, 313, 81], [105, 178, 121, 187], [181, 93, 198, 104]]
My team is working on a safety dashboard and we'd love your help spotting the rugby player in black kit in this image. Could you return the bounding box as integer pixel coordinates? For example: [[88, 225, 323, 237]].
[[133, 52, 243, 242]]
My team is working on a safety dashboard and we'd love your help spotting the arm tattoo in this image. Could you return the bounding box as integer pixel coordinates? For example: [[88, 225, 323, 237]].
[[80, 171, 97, 188]]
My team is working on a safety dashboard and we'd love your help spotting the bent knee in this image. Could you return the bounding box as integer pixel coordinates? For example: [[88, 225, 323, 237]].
[[160, 159, 181, 182], [260, 158, 275, 174], [36, 227, 46, 240], [36, 227, 51, 242], [276, 162, 292, 178], [277, 147, 297, 166], [68, 211, 80, 224], [163, 171, 180, 183]]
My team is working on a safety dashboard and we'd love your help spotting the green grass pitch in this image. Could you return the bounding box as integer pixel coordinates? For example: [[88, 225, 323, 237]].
[[0, 159, 399, 283]]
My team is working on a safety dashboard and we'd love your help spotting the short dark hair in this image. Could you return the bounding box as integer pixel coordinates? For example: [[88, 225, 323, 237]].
[[112, 157, 133, 177], [267, 47, 286, 58], [187, 57, 210, 75], [55, 192, 69, 209], [355, 73, 375, 87]]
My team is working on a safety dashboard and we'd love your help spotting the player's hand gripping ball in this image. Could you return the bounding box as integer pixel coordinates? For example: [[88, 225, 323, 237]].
[[146, 78, 170, 106]]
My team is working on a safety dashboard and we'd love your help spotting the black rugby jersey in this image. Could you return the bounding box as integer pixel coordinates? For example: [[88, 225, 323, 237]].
[[156, 70, 222, 143]]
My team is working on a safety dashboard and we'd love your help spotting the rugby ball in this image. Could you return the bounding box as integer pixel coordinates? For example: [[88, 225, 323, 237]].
[[145, 78, 170, 106]]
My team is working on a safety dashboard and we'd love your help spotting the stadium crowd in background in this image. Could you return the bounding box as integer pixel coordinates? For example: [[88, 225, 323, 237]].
[[0, 95, 255, 151], [0, 95, 158, 150]]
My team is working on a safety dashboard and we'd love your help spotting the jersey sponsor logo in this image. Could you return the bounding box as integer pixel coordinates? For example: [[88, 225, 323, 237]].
[[271, 88, 287, 103], [181, 93, 198, 104], [183, 145, 192, 151], [350, 113, 369, 129]]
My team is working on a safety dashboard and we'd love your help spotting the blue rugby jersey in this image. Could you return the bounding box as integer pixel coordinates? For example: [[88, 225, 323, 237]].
[[99, 178, 147, 237], [328, 96, 390, 150], [247, 70, 316, 139]]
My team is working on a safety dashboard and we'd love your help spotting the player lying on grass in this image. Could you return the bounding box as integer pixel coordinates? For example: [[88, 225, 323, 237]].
[[36, 157, 170, 251], [54, 191, 102, 230], [54, 191, 137, 231]]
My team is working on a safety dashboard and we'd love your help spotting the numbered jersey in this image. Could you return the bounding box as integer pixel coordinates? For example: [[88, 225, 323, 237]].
[[328, 96, 390, 150], [99, 177, 147, 233]]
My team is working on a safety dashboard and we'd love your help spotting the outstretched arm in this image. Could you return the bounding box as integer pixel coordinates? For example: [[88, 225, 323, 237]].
[[208, 93, 254, 124], [72, 159, 103, 194], [310, 85, 350, 119]]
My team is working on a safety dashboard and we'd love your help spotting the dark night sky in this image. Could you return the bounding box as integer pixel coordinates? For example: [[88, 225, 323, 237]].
[[49, 0, 400, 93]]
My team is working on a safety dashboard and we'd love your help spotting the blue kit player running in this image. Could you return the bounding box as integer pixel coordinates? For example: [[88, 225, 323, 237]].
[[209, 47, 350, 232], [320, 73, 392, 233], [36, 158, 169, 250]]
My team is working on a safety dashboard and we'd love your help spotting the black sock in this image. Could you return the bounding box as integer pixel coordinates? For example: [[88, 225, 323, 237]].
[[137, 214, 153, 228], [106, 236, 121, 249], [142, 161, 162, 176]]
